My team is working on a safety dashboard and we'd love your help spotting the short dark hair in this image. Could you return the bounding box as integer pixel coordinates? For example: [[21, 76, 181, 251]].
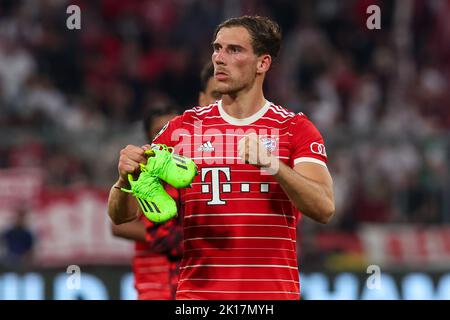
[[200, 61, 214, 93], [143, 107, 179, 137], [213, 15, 282, 60]]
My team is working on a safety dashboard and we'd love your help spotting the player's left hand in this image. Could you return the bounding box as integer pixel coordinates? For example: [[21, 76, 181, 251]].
[[238, 133, 279, 172]]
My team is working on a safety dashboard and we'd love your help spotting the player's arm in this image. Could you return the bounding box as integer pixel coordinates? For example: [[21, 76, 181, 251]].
[[107, 144, 152, 225], [239, 134, 335, 224], [273, 161, 334, 224], [108, 114, 182, 225], [111, 217, 146, 242], [111, 210, 183, 257]]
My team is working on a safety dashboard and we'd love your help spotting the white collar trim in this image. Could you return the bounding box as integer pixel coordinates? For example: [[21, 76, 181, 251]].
[[217, 99, 271, 126]]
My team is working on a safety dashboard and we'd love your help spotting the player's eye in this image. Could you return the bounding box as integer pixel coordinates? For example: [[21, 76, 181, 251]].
[[230, 46, 240, 53]]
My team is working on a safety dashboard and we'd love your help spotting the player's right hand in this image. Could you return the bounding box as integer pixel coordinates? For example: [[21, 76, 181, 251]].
[[117, 144, 150, 184]]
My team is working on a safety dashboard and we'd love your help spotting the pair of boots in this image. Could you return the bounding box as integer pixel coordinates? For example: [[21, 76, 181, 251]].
[[121, 144, 198, 223]]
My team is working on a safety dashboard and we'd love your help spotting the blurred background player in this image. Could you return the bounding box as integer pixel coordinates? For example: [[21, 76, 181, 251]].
[[111, 61, 220, 299], [111, 107, 180, 300], [199, 61, 222, 106]]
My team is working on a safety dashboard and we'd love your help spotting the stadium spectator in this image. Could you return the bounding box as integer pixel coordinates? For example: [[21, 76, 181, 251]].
[[0, 207, 35, 271]]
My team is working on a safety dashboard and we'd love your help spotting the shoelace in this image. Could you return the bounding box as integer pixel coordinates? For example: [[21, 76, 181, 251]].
[[121, 172, 161, 199], [151, 144, 174, 154]]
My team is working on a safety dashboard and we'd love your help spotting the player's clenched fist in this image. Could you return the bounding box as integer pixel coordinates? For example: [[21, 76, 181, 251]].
[[238, 134, 279, 173], [117, 144, 152, 182]]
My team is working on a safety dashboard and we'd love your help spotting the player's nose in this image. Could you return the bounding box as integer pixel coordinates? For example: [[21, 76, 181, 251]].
[[213, 51, 225, 65]]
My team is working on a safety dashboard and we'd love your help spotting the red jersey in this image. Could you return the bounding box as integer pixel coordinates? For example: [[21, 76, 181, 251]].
[[153, 100, 328, 300], [132, 238, 172, 300]]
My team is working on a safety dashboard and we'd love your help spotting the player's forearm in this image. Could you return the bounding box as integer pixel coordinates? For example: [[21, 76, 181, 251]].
[[272, 160, 335, 224], [111, 219, 146, 242], [107, 178, 138, 225]]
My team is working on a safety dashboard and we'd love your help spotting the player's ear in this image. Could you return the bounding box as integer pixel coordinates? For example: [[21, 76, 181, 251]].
[[256, 54, 271, 74]]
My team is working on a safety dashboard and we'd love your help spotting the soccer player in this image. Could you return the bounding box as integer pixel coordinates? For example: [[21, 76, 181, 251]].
[[198, 61, 222, 107], [109, 63, 221, 299], [109, 15, 335, 300]]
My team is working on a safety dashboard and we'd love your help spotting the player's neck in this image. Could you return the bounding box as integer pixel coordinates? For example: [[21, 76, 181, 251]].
[[221, 86, 266, 119]]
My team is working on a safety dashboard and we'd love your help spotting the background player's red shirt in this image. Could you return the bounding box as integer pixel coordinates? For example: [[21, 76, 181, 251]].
[[132, 238, 172, 299], [153, 100, 328, 300], [133, 185, 183, 299]]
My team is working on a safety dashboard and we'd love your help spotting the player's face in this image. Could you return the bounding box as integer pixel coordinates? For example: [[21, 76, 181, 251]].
[[150, 113, 177, 140], [212, 26, 259, 95], [199, 77, 222, 105]]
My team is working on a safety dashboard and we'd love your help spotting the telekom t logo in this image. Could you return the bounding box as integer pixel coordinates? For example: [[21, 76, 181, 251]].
[[201, 167, 231, 205]]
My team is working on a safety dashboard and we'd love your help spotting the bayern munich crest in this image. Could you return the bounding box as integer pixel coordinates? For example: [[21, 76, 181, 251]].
[[260, 136, 277, 152]]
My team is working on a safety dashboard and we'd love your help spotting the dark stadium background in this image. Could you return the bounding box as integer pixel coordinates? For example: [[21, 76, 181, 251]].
[[0, 0, 449, 300]]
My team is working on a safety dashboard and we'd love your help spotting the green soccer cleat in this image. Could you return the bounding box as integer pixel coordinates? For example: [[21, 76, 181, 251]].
[[121, 173, 177, 224], [143, 144, 198, 189]]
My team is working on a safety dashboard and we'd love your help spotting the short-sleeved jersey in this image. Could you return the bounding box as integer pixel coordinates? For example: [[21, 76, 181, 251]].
[[153, 100, 327, 300]]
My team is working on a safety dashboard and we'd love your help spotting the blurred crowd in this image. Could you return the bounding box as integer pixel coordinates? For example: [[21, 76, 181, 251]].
[[0, 0, 449, 228]]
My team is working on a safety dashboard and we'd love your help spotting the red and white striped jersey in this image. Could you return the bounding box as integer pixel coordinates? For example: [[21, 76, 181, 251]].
[[132, 240, 172, 300], [153, 100, 328, 300]]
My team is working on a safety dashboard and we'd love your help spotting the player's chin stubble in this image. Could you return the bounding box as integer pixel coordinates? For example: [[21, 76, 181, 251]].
[[217, 79, 247, 96]]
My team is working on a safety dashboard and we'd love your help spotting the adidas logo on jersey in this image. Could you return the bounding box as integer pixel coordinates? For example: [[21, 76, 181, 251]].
[[198, 141, 215, 152]]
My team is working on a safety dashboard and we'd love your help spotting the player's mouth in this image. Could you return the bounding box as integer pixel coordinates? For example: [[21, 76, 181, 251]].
[[215, 71, 229, 81]]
